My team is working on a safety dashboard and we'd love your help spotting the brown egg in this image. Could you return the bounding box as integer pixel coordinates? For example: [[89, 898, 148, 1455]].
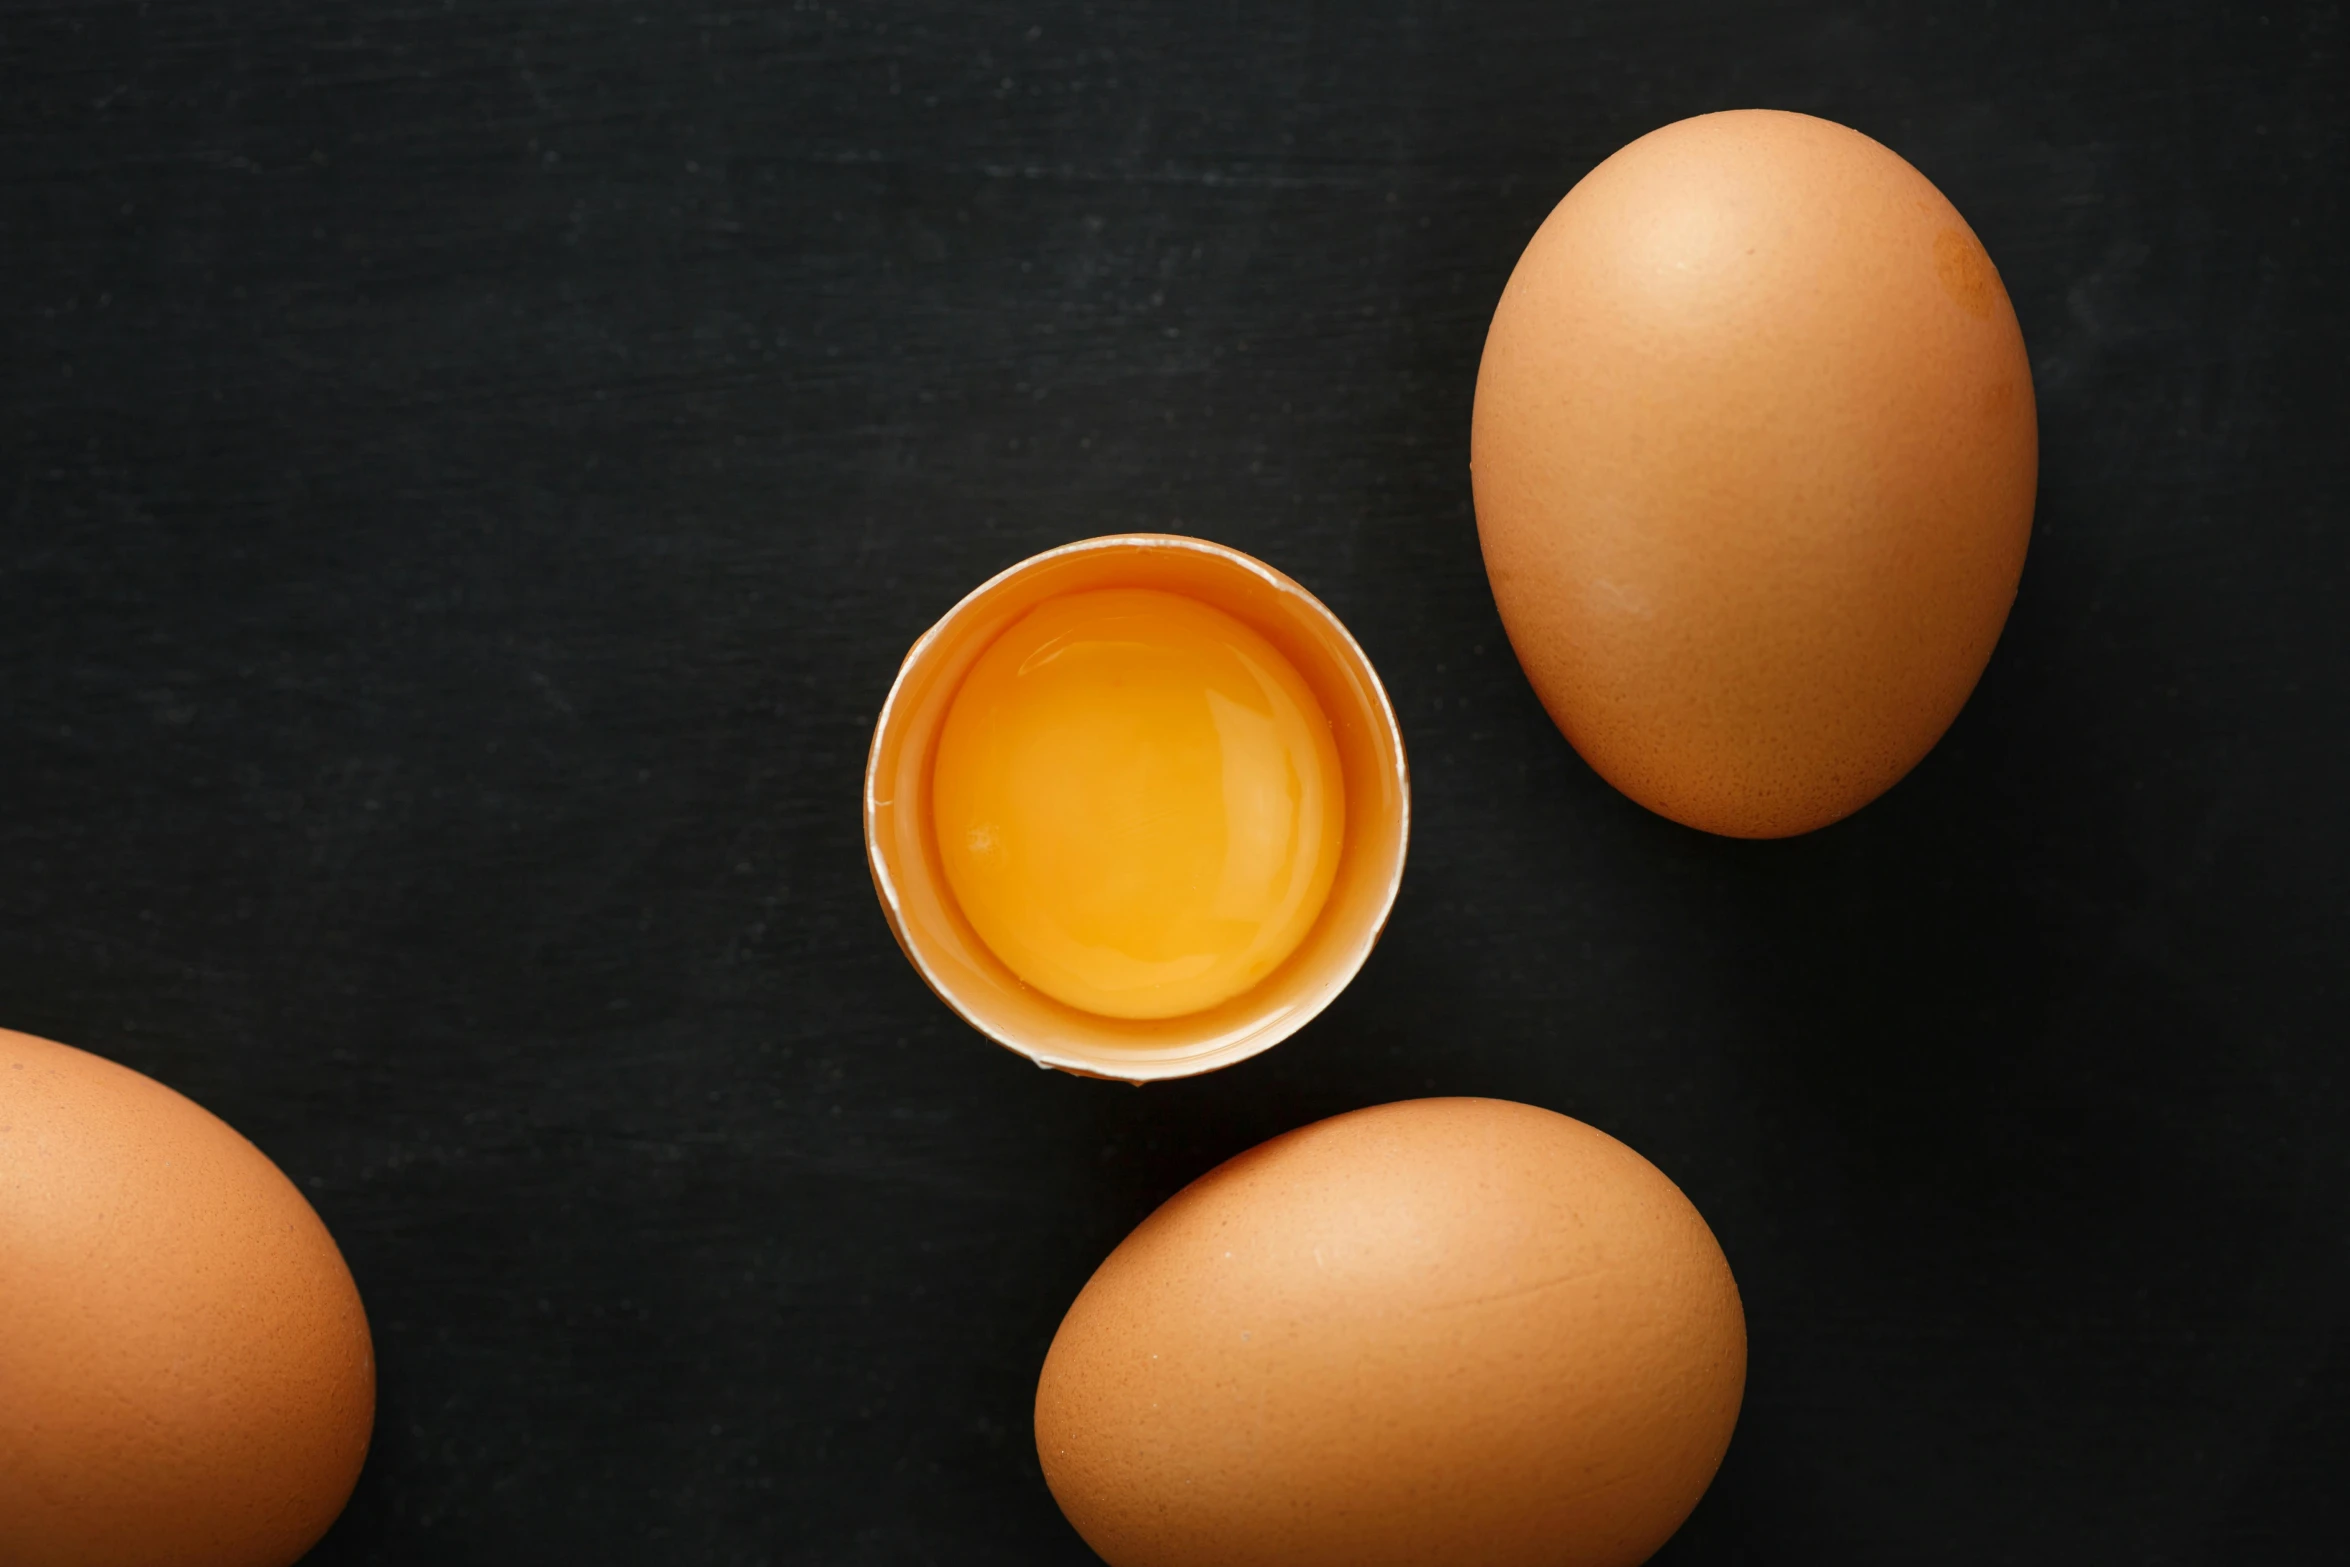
[[1472, 110, 2037, 837], [1035, 1099, 1744, 1567], [0, 1029, 375, 1567]]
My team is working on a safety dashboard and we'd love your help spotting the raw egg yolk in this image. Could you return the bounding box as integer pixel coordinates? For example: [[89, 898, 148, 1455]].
[[932, 587, 1345, 1020]]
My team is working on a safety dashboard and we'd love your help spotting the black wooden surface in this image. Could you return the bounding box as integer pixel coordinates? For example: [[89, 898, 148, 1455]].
[[5, 3, 2346, 1563]]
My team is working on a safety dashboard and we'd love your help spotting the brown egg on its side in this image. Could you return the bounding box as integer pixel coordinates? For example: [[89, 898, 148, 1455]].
[[1035, 1098, 1745, 1567], [0, 1028, 375, 1567], [1472, 109, 2038, 837]]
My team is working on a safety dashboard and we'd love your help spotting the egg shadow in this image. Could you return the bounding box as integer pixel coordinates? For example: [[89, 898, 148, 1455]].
[[1641, 472, 2348, 1562]]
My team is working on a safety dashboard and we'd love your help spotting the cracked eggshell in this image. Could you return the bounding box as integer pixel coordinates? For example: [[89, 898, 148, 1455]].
[[1472, 110, 2037, 838], [1034, 1098, 1744, 1567], [0, 1028, 375, 1567]]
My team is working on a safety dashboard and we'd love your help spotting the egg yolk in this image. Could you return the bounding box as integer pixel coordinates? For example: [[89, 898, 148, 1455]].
[[932, 587, 1345, 1020]]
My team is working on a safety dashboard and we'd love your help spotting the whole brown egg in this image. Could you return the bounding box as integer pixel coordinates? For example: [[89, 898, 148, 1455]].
[[0, 1028, 375, 1567], [1035, 1098, 1744, 1567], [1472, 110, 2037, 837]]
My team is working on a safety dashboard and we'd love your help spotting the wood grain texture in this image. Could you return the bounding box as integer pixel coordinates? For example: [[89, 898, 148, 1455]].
[[2, 2, 2344, 1563]]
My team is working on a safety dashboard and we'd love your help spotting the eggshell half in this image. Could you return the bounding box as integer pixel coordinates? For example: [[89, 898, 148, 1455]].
[[0, 1028, 375, 1567], [1035, 1098, 1744, 1567], [1472, 110, 2037, 837]]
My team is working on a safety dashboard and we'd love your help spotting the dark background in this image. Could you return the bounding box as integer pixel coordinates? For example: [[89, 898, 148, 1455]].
[[5, 2, 2345, 1562]]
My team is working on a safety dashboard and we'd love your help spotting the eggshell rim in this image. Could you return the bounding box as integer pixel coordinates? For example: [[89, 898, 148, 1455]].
[[864, 534, 1410, 1083]]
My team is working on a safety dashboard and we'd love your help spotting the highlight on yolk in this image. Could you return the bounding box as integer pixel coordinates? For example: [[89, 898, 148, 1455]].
[[931, 587, 1346, 1021]]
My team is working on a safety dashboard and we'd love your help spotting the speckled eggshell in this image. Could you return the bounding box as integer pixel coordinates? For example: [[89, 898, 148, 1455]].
[[1472, 110, 2037, 837], [1034, 1098, 1744, 1567], [0, 1029, 375, 1567]]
